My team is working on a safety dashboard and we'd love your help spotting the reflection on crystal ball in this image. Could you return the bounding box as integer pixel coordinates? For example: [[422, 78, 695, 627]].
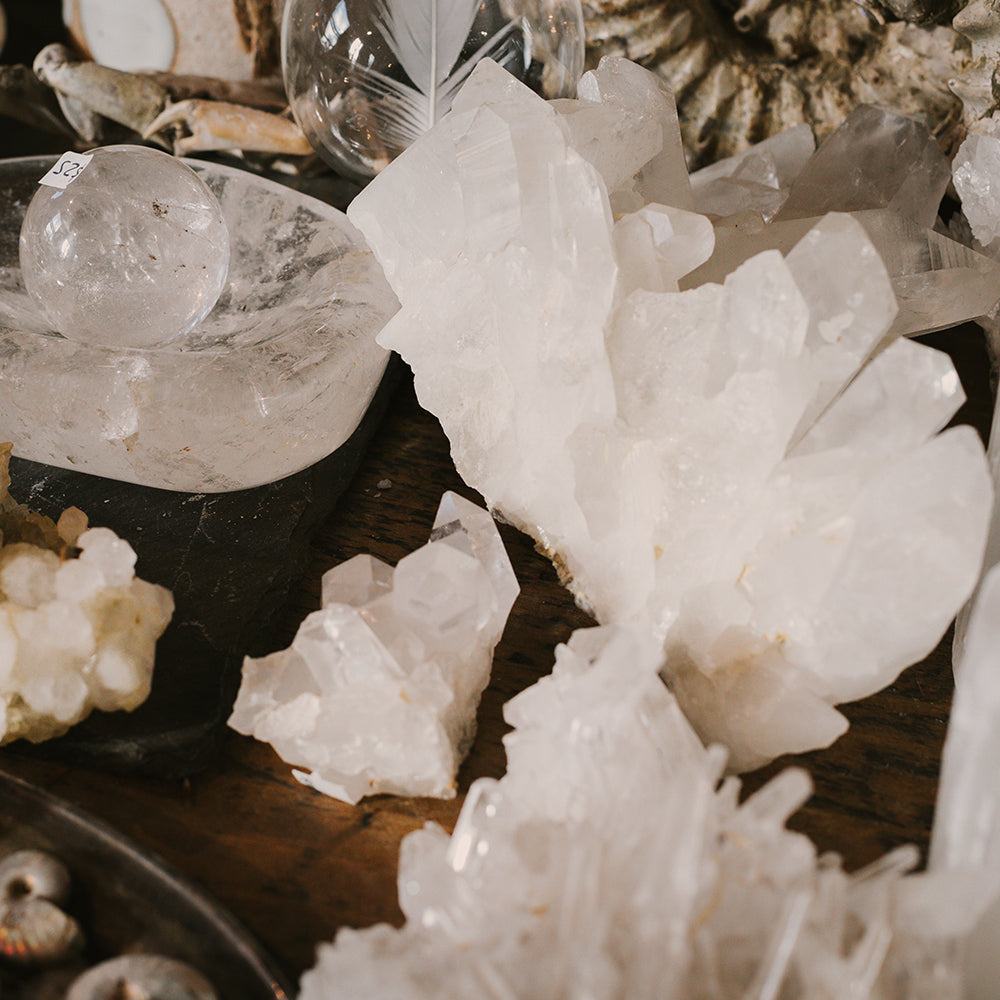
[[19, 145, 230, 349]]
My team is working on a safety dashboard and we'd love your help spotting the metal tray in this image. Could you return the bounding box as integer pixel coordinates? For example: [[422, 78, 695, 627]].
[[0, 769, 293, 999]]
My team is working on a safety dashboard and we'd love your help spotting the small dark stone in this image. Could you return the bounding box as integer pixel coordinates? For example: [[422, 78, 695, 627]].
[[874, 0, 964, 25]]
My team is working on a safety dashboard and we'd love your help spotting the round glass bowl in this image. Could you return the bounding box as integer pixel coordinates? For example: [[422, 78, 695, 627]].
[[281, 0, 585, 180]]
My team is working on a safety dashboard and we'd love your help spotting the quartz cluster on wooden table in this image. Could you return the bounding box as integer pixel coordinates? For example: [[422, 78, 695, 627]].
[[348, 56, 995, 772], [229, 492, 518, 803]]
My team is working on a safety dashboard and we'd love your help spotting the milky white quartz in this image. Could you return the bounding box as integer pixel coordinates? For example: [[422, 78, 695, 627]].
[[228, 492, 518, 803], [300, 624, 957, 1000], [347, 57, 994, 770], [0, 455, 173, 743]]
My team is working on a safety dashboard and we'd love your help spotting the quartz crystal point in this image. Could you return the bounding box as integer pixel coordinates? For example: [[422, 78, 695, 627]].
[[300, 624, 956, 999], [686, 209, 1000, 339], [228, 492, 517, 803], [348, 57, 993, 769], [0, 445, 173, 743], [953, 383, 1000, 662], [689, 123, 816, 222], [772, 104, 951, 230]]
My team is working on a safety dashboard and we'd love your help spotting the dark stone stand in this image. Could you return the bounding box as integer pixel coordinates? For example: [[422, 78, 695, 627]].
[[8, 357, 403, 777]]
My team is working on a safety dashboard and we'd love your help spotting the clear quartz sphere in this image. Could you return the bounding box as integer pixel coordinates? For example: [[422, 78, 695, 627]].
[[19, 145, 230, 349], [281, 0, 585, 181]]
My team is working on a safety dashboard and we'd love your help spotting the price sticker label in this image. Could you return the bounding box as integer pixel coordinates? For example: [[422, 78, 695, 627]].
[[38, 152, 94, 189]]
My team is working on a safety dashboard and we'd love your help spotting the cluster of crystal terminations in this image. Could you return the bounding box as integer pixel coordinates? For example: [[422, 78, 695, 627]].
[[348, 57, 995, 771], [0, 447, 173, 743], [302, 624, 968, 999], [229, 493, 518, 803]]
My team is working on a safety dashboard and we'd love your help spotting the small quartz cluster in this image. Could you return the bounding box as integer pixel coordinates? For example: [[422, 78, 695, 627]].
[[0, 445, 173, 744], [228, 492, 518, 803], [953, 120, 1000, 253], [348, 57, 995, 770], [300, 624, 960, 999]]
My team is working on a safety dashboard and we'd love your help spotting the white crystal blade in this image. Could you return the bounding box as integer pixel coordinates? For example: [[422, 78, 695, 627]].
[[931, 563, 1000, 998], [573, 56, 693, 211], [431, 491, 519, 621]]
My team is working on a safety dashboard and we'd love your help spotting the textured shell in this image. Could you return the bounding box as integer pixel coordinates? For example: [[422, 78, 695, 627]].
[[952, 0, 1000, 130], [65, 954, 219, 1000], [0, 849, 72, 907], [581, 0, 969, 167], [0, 897, 84, 965]]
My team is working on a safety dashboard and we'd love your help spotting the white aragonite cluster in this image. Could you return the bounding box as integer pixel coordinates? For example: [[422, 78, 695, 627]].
[[301, 623, 961, 1000], [347, 56, 994, 771], [228, 492, 518, 803], [0, 446, 173, 743]]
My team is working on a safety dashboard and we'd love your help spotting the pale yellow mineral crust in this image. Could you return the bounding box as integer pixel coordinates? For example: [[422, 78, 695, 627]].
[[0, 443, 174, 744]]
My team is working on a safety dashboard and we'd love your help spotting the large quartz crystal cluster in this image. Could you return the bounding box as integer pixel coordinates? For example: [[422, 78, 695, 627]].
[[347, 58, 994, 770], [0, 445, 173, 743], [301, 623, 964, 999], [228, 492, 517, 803]]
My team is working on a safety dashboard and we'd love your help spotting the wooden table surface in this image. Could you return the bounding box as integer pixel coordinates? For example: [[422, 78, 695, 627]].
[[0, 321, 993, 986], [1, 4, 997, 990]]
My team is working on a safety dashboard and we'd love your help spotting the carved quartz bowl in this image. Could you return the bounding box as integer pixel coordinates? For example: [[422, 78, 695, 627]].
[[0, 154, 398, 492]]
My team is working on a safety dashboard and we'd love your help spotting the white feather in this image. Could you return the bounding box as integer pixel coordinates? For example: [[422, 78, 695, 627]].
[[367, 0, 525, 140]]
